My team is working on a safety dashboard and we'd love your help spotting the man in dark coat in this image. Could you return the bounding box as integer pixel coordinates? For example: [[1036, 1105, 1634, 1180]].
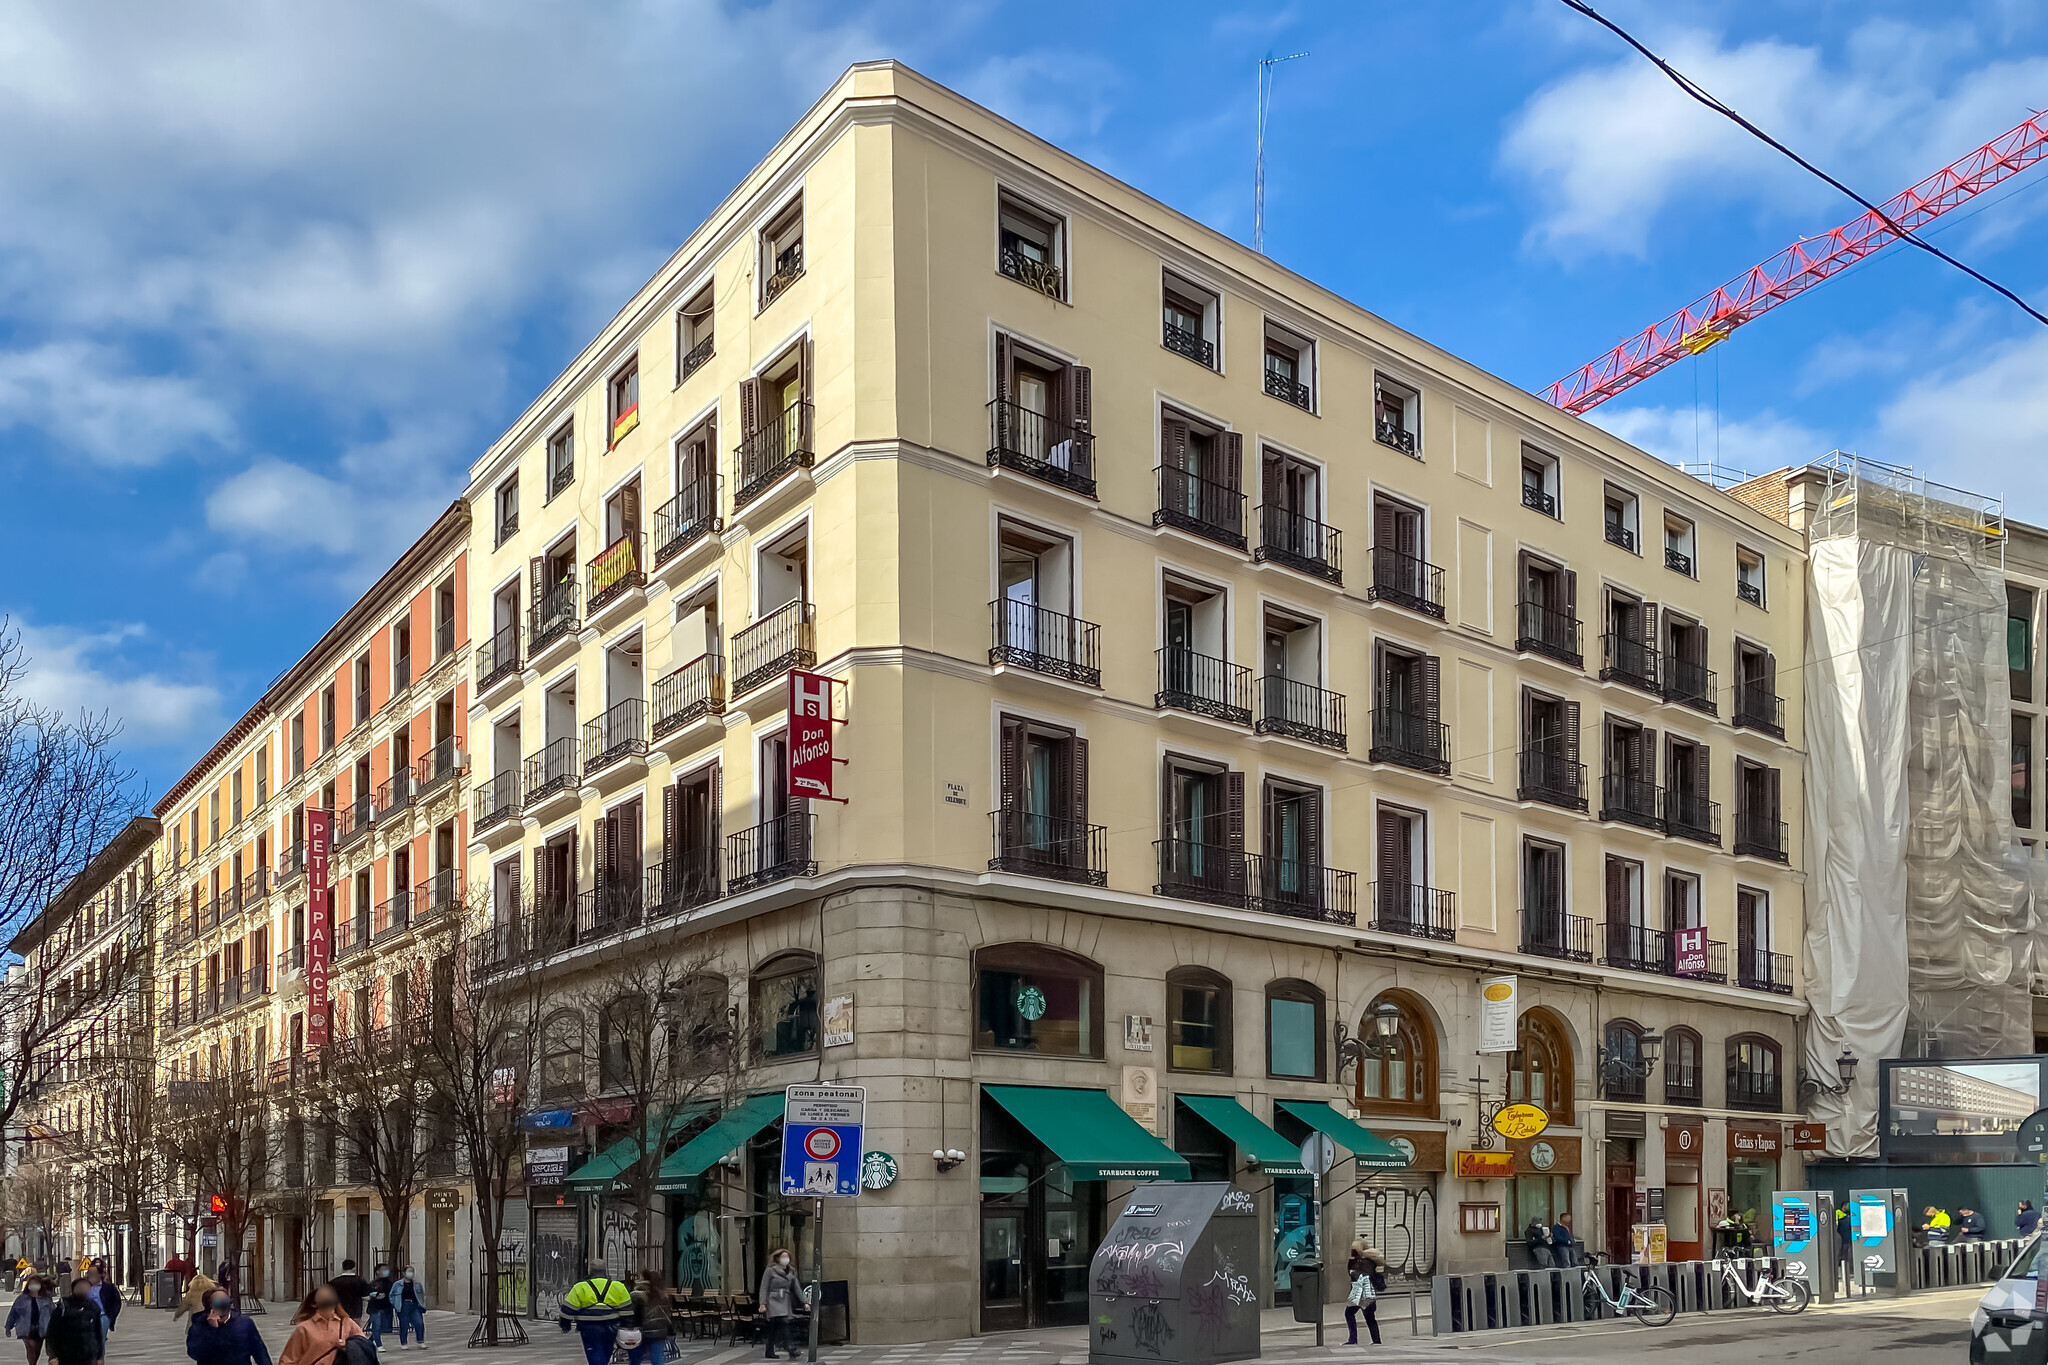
[[327, 1259, 372, 1322], [185, 1284, 273, 1365], [42, 1280, 103, 1365]]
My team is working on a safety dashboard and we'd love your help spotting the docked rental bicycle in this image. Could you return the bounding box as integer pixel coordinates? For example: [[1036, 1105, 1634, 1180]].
[[1579, 1262, 1677, 1326], [1713, 1252, 1811, 1313]]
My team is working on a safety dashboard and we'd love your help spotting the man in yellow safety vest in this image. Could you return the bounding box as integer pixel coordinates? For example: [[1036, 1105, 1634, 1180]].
[[558, 1263, 633, 1365]]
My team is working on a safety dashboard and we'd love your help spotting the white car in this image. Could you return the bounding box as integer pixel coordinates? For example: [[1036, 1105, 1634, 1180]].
[[1972, 1236, 2047, 1363]]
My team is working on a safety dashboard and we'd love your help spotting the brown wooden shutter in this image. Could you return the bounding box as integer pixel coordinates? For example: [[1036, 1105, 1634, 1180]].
[[1736, 890, 1757, 955], [1301, 787, 1322, 871], [1765, 766, 1781, 823], [1377, 809, 1404, 889], [1068, 735, 1089, 831], [1564, 700, 1581, 766], [998, 717, 1023, 811], [1605, 857, 1627, 931], [1516, 550, 1533, 602], [1643, 601, 1660, 649], [1690, 623, 1708, 667], [1160, 761, 1177, 841], [1563, 568, 1579, 624], [1695, 743, 1711, 801], [1642, 727, 1657, 785], [994, 333, 1013, 403], [798, 336, 814, 403], [662, 783, 679, 876], [1374, 497, 1396, 552], [1216, 430, 1244, 491], [739, 377, 763, 437], [1519, 687, 1533, 754], [528, 557, 543, 615], [1261, 449, 1282, 505], [1224, 771, 1246, 896], [1764, 650, 1778, 698], [1069, 365, 1092, 432], [1734, 760, 1751, 818], [1370, 641, 1385, 710], [1420, 654, 1442, 725], [531, 846, 546, 917], [1161, 414, 1189, 470], [621, 482, 641, 544]]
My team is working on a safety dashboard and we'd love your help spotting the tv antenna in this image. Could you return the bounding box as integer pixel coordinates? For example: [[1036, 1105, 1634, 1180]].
[[1254, 51, 1310, 254]]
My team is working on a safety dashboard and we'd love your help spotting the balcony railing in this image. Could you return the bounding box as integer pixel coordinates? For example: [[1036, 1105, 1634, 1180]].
[[998, 243, 1061, 299], [1521, 904, 1592, 963], [1255, 675, 1346, 750], [1599, 772, 1664, 831], [1732, 811, 1788, 862], [529, 580, 580, 654], [475, 625, 522, 690], [1666, 547, 1694, 576], [473, 769, 521, 834], [1368, 547, 1446, 619], [374, 770, 418, 820], [1375, 419, 1417, 457], [392, 654, 413, 694], [549, 458, 572, 499], [577, 879, 645, 941], [731, 598, 816, 694], [990, 600, 1102, 687], [522, 736, 580, 809], [338, 797, 373, 847], [1153, 836, 1245, 908], [414, 869, 460, 926], [986, 399, 1095, 498], [277, 842, 306, 884], [240, 963, 269, 998], [1368, 708, 1450, 776], [586, 533, 646, 614], [1737, 580, 1764, 606], [653, 474, 721, 566], [1263, 366, 1312, 410], [653, 653, 726, 737], [335, 912, 369, 960], [1522, 484, 1557, 517], [496, 512, 518, 547], [1733, 682, 1785, 739], [584, 698, 648, 775], [1663, 656, 1718, 715], [647, 847, 721, 917], [1154, 464, 1246, 550], [1156, 648, 1253, 726], [734, 401, 814, 508], [1599, 632, 1660, 694], [239, 867, 269, 906], [728, 811, 816, 894], [988, 808, 1108, 887], [1162, 321, 1214, 368], [1516, 601, 1582, 667], [764, 241, 804, 305], [1255, 505, 1342, 583], [373, 891, 411, 940], [679, 334, 714, 382], [417, 737, 466, 793], [1604, 922, 1669, 975], [1666, 789, 1722, 845], [1246, 856, 1356, 925], [1726, 1067, 1783, 1110], [1736, 947, 1794, 995], [277, 943, 305, 977], [1668, 935, 1728, 985], [1367, 882, 1457, 940], [1604, 522, 1637, 553]]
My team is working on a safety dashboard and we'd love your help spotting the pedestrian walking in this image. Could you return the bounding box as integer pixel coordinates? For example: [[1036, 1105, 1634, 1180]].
[[1550, 1213, 1579, 1268], [326, 1260, 371, 1323], [177, 1274, 219, 1322], [6, 1275, 54, 1365], [2019, 1201, 2040, 1237], [184, 1285, 272, 1365], [364, 1265, 393, 1347], [278, 1285, 368, 1365], [757, 1247, 806, 1361], [41, 1281, 102, 1365], [1345, 1240, 1386, 1347], [86, 1269, 117, 1345], [628, 1271, 673, 1365], [391, 1264, 429, 1350], [558, 1264, 632, 1365]]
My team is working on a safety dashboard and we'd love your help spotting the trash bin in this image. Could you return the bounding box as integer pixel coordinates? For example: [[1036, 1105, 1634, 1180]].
[[155, 1270, 180, 1311], [1089, 1181, 1260, 1365], [1290, 1261, 1323, 1324]]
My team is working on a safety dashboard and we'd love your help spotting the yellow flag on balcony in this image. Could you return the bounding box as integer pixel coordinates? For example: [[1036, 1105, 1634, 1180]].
[[611, 401, 639, 446]]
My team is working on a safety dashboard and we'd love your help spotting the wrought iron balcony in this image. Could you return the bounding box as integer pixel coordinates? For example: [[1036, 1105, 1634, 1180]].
[[1255, 675, 1346, 750], [1599, 772, 1664, 832], [989, 808, 1108, 887], [239, 867, 269, 906], [277, 943, 305, 977], [1604, 922, 1670, 975], [653, 474, 722, 566], [1604, 522, 1637, 553], [469, 920, 528, 980], [1732, 811, 1788, 861], [1163, 320, 1214, 368], [417, 737, 466, 793], [529, 581, 580, 654], [335, 911, 369, 960], [495, 511, 518, 547], [413, 869, 460, 926], [734, 401, 814, 509], [338, 796, 374, 847], [1368, 882, 1457, 940], [678, 333, 715, 383], [1154, 465, 1246, 550], [277, 842, 306, 884], [373, 891, 411, 940], [473, 769, 521, 834], [653, 652, 726, 737], [1155, 648, 1253, 726], [1736, 947, 1794, 995], [1375, 418, 1417, 457], [583, 698, 648, 775], [763, 241, 804, 305], [998, 243, 1061, 299], [1521, 904, 1592, 963], [521, 736, 580, 809], [374, 770, 418, 820], [728, 811, 816, 894], [392, 653, 413, 694], [586, 533, 646, 615], [1516, 601, 1582, 667], [1665, 547, 1695, 576], [986, 399, 1095, 498], [1663, 657, 1718, 715], [1522, 484, 1557, 517], [1255, 505, 1342, 583], [1247, 855, 1356, 925], [1726, 1065, 1783, 1110], [1153, 836, 1245, 908], [576, 879, 645, 941], [1666, 789, 1722, 845], [1368, 707, 1450, 775], [731, 598, 816, 694], [647, 847, 721, 917], [1368, 547, 1445, 619], [1732, 683, 1785, 738], [1737, 580, 1764, 606], [1263, 366, 1312, 410], [1599, 632, 1661, 694], [990, 600, 1101, 687], [240, 963, 269, 998], [549, 458, 573, 499]]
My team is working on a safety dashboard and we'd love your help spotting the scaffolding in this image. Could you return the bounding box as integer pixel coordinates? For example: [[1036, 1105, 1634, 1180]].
[[1801, 454, 2028, 1156]]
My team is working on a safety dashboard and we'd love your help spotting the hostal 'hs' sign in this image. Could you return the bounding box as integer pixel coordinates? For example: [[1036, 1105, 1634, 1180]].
[[787, 670, 842, 801]]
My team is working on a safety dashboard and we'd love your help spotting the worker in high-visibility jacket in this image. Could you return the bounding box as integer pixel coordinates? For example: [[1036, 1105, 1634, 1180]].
[[558, 1264, 633, 1365], [1921, 1206, 1953, 1245]]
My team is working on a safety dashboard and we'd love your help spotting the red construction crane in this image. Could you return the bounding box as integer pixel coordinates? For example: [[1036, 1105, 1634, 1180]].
[[1539, 111, 2048, 415]]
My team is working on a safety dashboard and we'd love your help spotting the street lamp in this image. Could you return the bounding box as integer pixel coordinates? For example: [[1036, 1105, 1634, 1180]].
[[1800, 1047, 1858, 1099], [1599, 1030, 1663, 1093], [1335, 1000, 1406, 1083]]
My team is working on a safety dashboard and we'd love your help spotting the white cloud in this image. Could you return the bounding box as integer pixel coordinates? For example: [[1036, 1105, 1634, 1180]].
[[1590, 402, 1832, 479], [0, 341, 231, 465], [1875, 329, 2048, 521], [8, 619, 223, 751]]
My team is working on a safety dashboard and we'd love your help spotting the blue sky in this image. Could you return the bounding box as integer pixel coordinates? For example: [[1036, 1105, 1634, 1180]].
[[5, 0, 2048, 798]]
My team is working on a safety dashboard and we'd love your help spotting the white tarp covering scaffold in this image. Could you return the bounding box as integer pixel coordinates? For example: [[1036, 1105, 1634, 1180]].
[[1802, 467, 2028, 1157]]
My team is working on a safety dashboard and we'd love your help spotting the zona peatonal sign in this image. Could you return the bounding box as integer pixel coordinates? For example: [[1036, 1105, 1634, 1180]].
[[780, 1085, 865, 1198]]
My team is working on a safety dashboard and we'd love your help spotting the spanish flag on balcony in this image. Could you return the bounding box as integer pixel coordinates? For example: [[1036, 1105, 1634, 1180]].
[[611, 401, 640, 446]]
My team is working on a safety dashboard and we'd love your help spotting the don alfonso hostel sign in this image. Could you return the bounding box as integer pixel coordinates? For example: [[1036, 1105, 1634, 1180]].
[[305, 807, 333, 1049], [787, 670, 846, 802]]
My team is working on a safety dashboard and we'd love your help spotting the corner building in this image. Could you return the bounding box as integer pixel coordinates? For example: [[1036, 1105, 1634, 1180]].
[[467, 63, 1812, 1341]]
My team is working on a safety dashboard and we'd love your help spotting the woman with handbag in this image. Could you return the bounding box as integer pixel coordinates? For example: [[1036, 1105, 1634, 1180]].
[[277, 1284, 369, 1365], [628, 1271, 673, 1364], [1345, 1240, 1387, 1347], [756, 1249, 804, 1361]]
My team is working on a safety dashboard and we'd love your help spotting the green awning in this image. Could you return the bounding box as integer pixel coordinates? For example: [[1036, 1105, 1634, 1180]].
[[565, 1105, 715, 1191], [1277, 1100, 1410, 1170], [1178, 1093, 1308, 1176], [653, 1093, 787, 1193], [985, 1084, 1191, 1181]]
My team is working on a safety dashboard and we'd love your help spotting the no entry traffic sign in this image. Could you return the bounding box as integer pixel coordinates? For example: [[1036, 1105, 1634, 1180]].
[[781, 1085, 865, 1197]]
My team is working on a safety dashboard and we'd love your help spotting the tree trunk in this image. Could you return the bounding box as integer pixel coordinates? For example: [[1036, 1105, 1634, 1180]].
[[382, 1197, 410, 1268]]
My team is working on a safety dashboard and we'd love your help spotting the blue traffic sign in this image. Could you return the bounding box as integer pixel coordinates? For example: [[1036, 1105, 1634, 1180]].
[[780, 1084, 866, 1198]]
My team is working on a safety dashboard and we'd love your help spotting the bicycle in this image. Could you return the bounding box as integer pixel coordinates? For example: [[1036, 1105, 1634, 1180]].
[[1578, 1262, 1676, 1327], [1714, 1252, 1810, 1314]]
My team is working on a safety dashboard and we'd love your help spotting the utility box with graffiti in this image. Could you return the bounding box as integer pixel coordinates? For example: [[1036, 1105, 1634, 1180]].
[[1088, 1181, 1261, 1365]]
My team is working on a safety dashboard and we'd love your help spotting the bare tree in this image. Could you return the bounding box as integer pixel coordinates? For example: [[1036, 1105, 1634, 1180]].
[[46, 1033, 159, 1292], [319, 960, 441, 1269], [158, 1062, 273, 1283], [8, 1157, 70, 1266]]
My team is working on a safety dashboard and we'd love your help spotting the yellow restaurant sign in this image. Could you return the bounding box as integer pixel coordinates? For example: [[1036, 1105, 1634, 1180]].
[[1492, 1102, 1550, 1141], [1452, 1149, 1516, 1179]]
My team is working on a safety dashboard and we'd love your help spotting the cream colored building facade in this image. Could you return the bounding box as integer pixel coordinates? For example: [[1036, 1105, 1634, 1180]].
[[463, 63, 1811, 1341]]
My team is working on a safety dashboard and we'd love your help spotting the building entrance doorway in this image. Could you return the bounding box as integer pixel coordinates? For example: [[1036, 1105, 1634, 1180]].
[[977, 1092, 1102, 1332]]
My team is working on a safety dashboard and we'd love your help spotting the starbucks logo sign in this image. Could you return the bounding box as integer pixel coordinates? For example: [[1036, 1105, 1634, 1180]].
[[1015, 985, 1047, 1020], [860, 1151, 898, 1190]]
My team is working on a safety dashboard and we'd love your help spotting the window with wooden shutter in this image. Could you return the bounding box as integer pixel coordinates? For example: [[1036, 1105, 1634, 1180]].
[[1224, 771, 1246, 896], [994, 332, 1013, 403], [738, 376, 762, 438], [1067, 365, 1092, 432], [1215, 430, 1243, 491], [1420, 654, 1442, 725], [1068, 735, 1089, 834], [1161, 413, 1190, 470]]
